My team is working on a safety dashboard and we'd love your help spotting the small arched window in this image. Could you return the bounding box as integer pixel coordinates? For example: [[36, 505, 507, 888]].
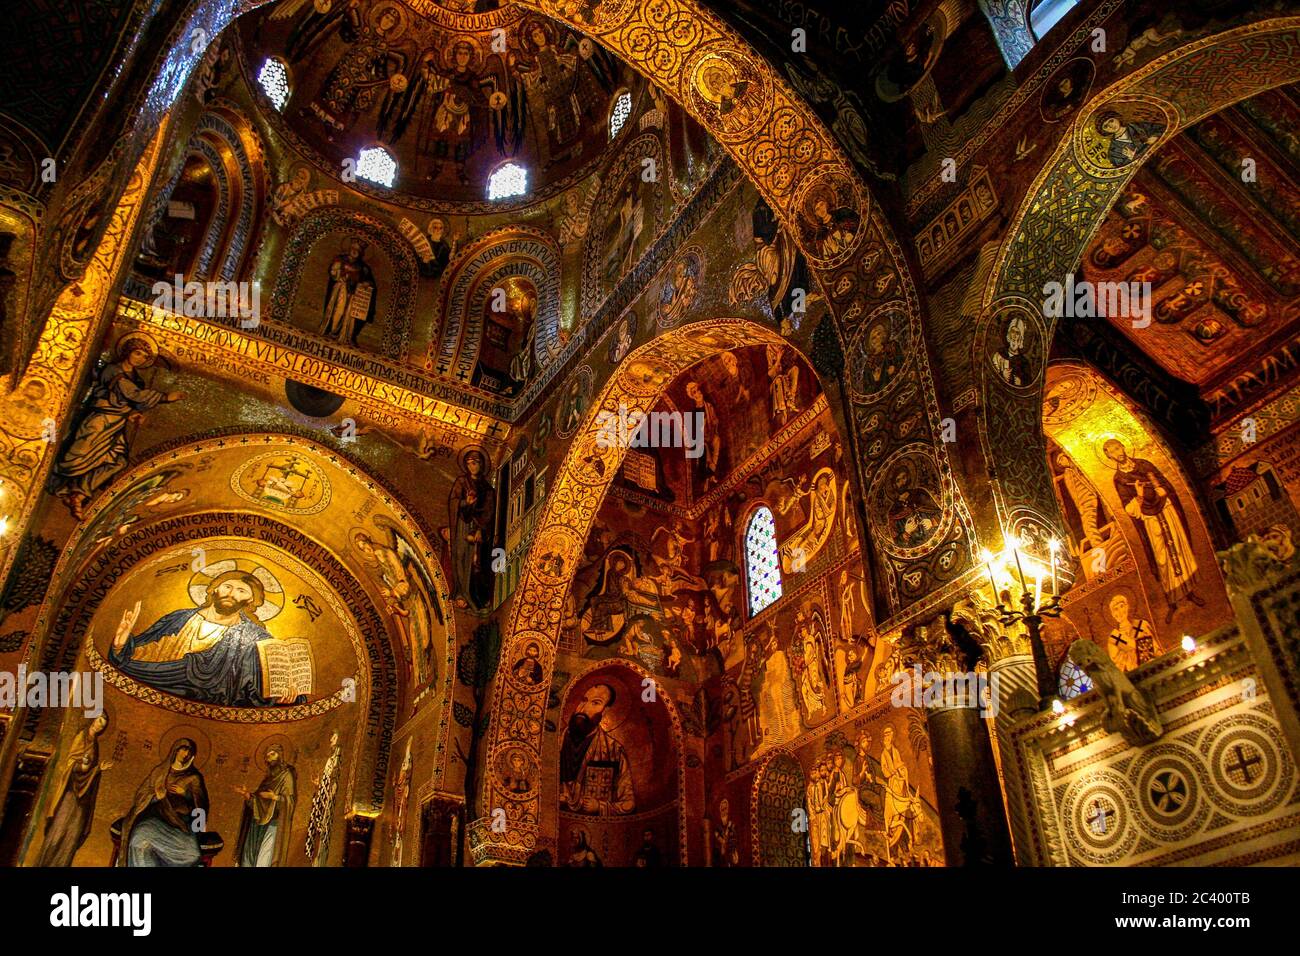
[[488, 162, 528, 201], [609, 90, 633, 140], [356, 146, 397, 188], [745, 506, 783, 616], [257, 57, 291, 112]]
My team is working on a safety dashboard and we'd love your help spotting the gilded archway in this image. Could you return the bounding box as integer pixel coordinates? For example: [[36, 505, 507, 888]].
[[975, 18, 1300, 581], [475, 318, 797, 863], [10, 431, 459, 858], [513, 0, 976, 617]]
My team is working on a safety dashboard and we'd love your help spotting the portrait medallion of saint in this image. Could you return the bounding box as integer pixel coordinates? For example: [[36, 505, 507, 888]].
[[509, 639, 549, 689], [1074, 96, 1175, 177], [497, 746, 539, 800], [1043, 368, 1098, 426], [985, 302, 1044, 392], [793, 166, 865, 269], [687, 50, 772, 144], [532, 525, 583, 589], [570, 428, 621, 487], [869, 449, 949, 558], [847, 306, 910, 404]]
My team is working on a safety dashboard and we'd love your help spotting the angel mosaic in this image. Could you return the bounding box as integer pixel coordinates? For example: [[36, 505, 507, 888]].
[[50, 333, 183, 521], [306, 2, 409, 141], [352, 518, 444, 688], [778, 467, 838, 574]]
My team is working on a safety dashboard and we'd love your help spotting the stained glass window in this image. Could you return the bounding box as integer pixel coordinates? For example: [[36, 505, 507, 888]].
[[609, 91, 632, 139], [488, 162, 528, 201], [745, 506, 782, 616], [1058, 658, 1093, 700], [356, 147, 396, 188], [257, 58, 290, 112]]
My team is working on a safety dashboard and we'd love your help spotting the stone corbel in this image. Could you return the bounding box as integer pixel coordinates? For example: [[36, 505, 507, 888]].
[[1066, 639, 1163, 747], [1218, 533, 1296, 598]]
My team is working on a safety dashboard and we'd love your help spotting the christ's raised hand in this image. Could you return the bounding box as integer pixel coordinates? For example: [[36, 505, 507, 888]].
[[113, 601, 142, 651]]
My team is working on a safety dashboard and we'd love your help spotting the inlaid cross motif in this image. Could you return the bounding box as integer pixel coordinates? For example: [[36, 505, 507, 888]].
[[1225, 743, 1263, 786], [1086, 800, 1110, 836]]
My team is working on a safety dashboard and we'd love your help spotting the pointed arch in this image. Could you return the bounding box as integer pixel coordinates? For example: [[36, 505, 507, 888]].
[[974, 18, 1300, 582], [190, 103, 269, 281], [466, 317, 895, 863], [513, 0, 973, 618], [751, 747, 808, 866], [552, 658, 688, 865], [473, 319, 790, 863], [1042, 361, 1232, 651], [269, 205, 419, 360]]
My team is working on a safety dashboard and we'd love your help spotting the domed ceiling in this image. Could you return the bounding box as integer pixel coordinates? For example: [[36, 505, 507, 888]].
[[237, 0, 639, 208]]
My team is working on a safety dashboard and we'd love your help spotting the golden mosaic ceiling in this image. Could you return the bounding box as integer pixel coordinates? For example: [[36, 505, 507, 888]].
[[238, 0, 640, 206]]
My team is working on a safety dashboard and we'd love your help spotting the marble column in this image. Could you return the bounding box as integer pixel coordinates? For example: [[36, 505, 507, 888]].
[[895, 612, 1014, 866], [950, 593, 1042, 862]]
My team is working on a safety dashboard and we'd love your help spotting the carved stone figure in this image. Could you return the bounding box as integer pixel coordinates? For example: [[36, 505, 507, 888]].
[[1067, 639, 1162, 746]]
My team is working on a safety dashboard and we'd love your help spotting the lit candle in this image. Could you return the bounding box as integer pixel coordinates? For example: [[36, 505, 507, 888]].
[[1011, 543, 1028, 591], [1034, 572, 1042, 611], [981, 549, 998, 604], [1048, 539, 1059, 596]]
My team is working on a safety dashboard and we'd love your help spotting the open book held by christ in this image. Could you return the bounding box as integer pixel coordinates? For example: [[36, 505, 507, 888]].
[[257, 639, 315, 702]]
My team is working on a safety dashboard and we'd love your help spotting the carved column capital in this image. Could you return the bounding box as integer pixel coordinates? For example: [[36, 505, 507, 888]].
[[892, 612, 963, 674], [949, 590, 1033, 665], [467, 816, 535, 866]]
